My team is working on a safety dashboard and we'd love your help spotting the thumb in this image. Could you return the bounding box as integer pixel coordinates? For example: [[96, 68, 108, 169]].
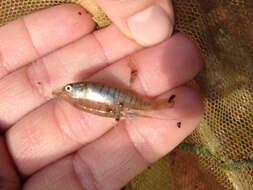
[[93, 0, 174, 47]]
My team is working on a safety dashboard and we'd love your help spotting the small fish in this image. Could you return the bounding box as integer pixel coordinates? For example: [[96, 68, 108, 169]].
[[53, 81, 175, 121]]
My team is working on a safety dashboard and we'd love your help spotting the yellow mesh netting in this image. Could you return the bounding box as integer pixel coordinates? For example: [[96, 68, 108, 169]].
[[0, 0, 252, 189]]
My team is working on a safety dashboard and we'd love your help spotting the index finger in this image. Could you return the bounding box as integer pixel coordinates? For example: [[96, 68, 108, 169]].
[[0, 4, 95, 78]]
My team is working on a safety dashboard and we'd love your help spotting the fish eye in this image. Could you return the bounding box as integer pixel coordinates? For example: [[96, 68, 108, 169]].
[[64, 85, 72, 92]]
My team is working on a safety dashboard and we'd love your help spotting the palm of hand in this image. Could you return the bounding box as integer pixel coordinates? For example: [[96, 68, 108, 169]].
[[0, 2, 203, 190]]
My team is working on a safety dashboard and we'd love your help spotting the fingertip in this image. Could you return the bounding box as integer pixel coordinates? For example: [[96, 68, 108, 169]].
[[173, 33, 204, 72], [95, 0, 174, 47], [158, 86, 204, 119], [160, 86, 204, 138], [128, 33, 204, 96], [127, 4, 173, 47], [125, 86, 204, 163]]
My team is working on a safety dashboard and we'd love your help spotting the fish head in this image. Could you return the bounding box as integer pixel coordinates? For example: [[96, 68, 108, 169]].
[[53, 82, 87, 99]]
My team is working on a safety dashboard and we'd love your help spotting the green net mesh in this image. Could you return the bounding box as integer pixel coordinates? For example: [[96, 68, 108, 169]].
[[0, 0, 252, 189]]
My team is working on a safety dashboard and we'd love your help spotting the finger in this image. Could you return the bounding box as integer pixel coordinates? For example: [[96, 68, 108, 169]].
[[23, 87, 203, 190], [0, 137, 20, 190], [94, 0, 174, 46], [127, 33, 203, 96], [6, 34, 202, 176], [0, 4, 95, 78], [0, 25, 139, 129]]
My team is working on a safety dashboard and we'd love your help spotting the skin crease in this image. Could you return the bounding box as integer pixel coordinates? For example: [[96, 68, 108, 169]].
[[0, 1, 204, 190]]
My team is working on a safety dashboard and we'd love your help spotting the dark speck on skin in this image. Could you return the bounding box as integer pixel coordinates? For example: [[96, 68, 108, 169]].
[[131, 69, 137, 74], [168, 95, 176, 103], [177, 122, 181, 128], [78, 12, 82, 15]]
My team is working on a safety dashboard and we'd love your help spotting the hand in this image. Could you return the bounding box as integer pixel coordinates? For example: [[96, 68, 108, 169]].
[[0, 2, 203, 190]]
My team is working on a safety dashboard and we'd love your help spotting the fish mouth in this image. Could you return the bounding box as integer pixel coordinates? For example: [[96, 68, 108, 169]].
[[52, 88, 75, 104], [52, 88, 65, 97]]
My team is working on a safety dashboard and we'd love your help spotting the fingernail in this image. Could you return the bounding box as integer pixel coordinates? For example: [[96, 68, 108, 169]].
[[127, 5, 172, 47]]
